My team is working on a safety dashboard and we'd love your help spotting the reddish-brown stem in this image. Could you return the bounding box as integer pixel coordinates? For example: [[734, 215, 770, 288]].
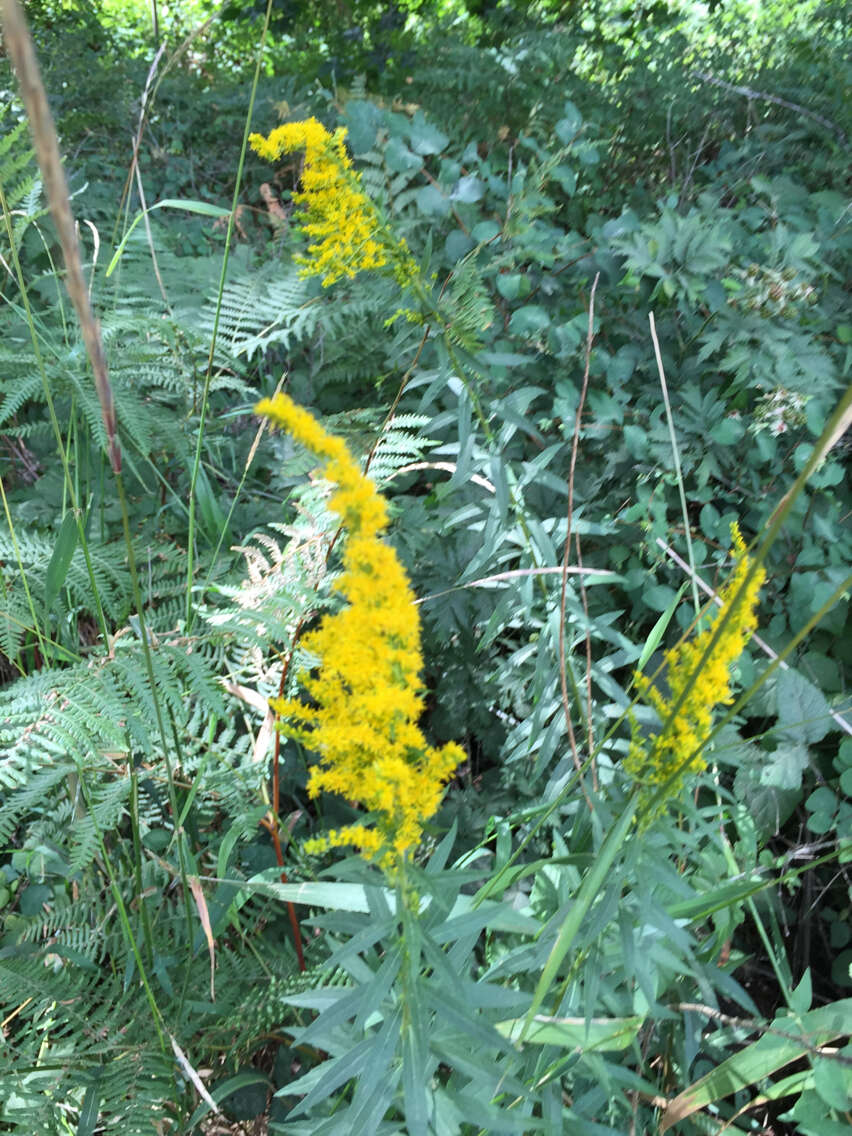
[[559, 272, 599, 813], [574, 530, 598, 790], [267, 615, 307, 971], [262, 325, 432, 971]]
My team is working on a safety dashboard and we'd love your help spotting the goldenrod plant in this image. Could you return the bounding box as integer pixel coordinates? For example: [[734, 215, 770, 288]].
[[626, 523, 767, 818], [257, 391, 464, 873], [250, 117, 417, 287]]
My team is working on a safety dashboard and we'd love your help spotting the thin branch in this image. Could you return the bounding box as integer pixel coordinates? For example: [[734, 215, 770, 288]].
[[666, 101, 676, 186], [677, 123, 710, 211], [264, 614, 307, 972], [122, 45, 170, 309], [671, 1003, 852, 1066], [416, 563, 616, 607], [574, 531, 597, 787], [691, 70, 848, 144], [560, 272, 599, 811], [133, 155, 170, 307]]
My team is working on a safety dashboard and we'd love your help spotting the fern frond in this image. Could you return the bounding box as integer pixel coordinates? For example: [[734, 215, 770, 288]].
[[367, 413, 438, 487], [0, 762, 74, 844], [0, 106, 44, 247], [443, 252, 494, 352]]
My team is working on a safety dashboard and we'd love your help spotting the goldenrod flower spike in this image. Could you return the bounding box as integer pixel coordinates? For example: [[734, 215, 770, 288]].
[[250, 117, 416, 287], [625, 523, 765, 818], [257, 394, 463, 873]]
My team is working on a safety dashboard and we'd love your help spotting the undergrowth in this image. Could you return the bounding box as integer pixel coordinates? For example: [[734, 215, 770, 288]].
[[0, 0, 850, 1132]]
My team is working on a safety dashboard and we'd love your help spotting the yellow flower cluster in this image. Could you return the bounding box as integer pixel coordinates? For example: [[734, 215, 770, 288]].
[[625, 524, 765, 815], [256, 393, 464, 871], [249, 117, 415, 287]]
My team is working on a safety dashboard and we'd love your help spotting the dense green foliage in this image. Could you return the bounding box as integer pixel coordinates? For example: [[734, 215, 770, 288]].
[[1, 0, 850, 1132]]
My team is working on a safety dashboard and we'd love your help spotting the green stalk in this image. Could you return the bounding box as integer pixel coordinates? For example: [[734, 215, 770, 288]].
[[642, 380, 852, 821], [486, 386, 851, 1053], [410, 272, 591, 745], [486, 422, 850, 877], [76, 769, 167, 1056], [518, 795, 638, 1040], [129, 757, 155, 969], [649, 311, 700, 616], [115, 473, 195, 928], [184, 0, 275, 633], [0, 180, 111, 649]]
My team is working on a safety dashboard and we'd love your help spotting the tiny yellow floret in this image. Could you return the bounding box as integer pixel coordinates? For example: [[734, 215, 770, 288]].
[[257, 393, 463, 872], [625, 524, 765, 818]]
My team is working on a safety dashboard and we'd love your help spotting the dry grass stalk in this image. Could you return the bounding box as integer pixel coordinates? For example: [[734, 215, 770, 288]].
[[1, 0, 120, 472]]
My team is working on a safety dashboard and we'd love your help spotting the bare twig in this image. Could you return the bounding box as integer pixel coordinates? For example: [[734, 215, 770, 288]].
[[666, 101, 676, 186], [559, 273, 599, 810], [115, 45, 170, 306], [677, 123, 710, 211], [692, 70, 848, 145], [416, 563, 616, 607], [670, 1003, 852, 1066], [387, 461, 496, 492], [133, 154, 170, 306], [169, 1035, 223, 1115], [574, 531, 597, 786]]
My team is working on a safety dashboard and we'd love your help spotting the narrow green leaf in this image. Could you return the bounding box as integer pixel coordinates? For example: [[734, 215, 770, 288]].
[[666, 871, 770, 921], [152, 197, 233, 218], [637, 583, 687, 672], [191, 461, 230, 546], [354, 948, 403, 1033], [495, 1014, 642, 1051], [76, 1080, 100, 1136], [106, 198, 230, 276], [403, 1003, 430, 1133], [44, 510, 78, 614], [426, 818, 457, 874], [240, 874, 538, 928], [216, 819, 245, 880], [288, 1037, 374, 1112], [348, 1010, 403, 1133], [520, 797, 638, 1038], [661, 999, 852, 1132], [242, 876, 377, 911], [789, 968, 813, 1014]]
